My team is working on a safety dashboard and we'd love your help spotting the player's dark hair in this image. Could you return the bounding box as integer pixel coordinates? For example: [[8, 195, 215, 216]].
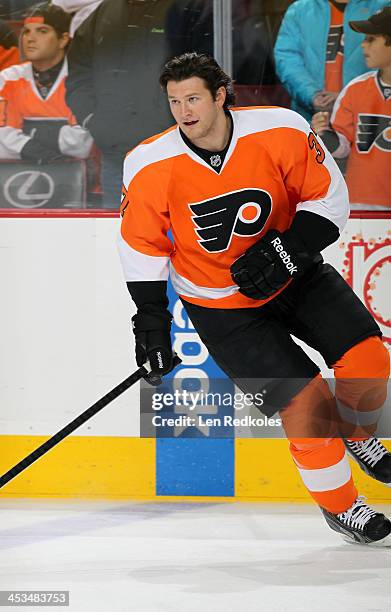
[[159, 52, 235, 109], [24, 1, 71, 38]]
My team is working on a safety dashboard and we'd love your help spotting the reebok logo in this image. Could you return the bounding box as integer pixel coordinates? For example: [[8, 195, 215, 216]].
[[270, 237, 298, 275], [156, 351, 164, 370]]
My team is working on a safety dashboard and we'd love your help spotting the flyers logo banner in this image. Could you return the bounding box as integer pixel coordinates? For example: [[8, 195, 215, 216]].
[[189, 188, 272, 253], [356, 114, 391, 153]]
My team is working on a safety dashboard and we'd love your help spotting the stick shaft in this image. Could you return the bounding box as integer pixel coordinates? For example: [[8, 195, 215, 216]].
[[0, 365, 148, 489]]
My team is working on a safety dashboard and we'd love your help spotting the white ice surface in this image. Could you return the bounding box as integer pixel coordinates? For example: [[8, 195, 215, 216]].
[[0, 501, 390, 612]]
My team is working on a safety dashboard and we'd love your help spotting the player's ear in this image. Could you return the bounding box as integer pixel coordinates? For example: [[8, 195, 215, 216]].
[[215, 86, 226, 108], [59, 31, 70, 50]]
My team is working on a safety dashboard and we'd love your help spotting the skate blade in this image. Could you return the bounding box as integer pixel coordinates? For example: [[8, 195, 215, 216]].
[[341, 532, 391, 547]]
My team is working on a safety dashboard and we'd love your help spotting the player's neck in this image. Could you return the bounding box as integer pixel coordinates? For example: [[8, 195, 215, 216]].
[[192, 110, 231, 152], [379, 66, 391, 85], [32, 52, 65, 73]]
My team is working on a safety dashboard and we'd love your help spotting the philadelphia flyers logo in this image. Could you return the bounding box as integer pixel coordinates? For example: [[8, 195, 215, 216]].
[[308, 132, 326, 164], [189, 188, 272, 253], [356, 114, 391, 153], [326, 25, 344, 62]]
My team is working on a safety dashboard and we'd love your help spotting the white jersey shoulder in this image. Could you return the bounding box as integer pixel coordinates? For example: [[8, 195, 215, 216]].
[[334, 70, 377, 103], [231, 108, 348, 233], [123, 126, 183, 189], [233, 106, 311, 139], [0, 58, 69, 91], [0, 62, 33, 88], [331, 71, 378, 122], [342, 70, 377, 90]]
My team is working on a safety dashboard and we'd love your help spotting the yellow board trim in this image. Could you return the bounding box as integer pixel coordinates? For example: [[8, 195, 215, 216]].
[[0, 435, 155, 499], [1, 436, 390, 503], [235, 439, 391, 503]]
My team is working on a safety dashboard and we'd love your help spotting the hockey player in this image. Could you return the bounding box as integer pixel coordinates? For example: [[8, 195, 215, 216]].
[[118, 52, 391, 544], [0, 2, 93, 163], [312, 6, 391, 208]]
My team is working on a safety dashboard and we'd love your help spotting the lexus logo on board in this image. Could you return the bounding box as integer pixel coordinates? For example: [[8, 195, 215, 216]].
[[4, 170, 55, 208]]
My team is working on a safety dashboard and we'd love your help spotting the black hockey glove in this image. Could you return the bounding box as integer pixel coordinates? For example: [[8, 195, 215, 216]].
[[20, 138, 62, 165], [230, 228, 321, 300], [23, 118, 66, 151], [132, 305, 174, 384]]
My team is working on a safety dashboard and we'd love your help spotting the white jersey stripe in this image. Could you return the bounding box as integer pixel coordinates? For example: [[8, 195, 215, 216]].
[[237, 106, 310, 138], [122, 128, 181, 190], [170, 263, 238, 300], [117, 232, 170, 282], [296, 140, 349, 232]]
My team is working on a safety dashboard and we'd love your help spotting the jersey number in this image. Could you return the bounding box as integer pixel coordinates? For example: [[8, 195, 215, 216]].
[[308, 132, 326, 164]]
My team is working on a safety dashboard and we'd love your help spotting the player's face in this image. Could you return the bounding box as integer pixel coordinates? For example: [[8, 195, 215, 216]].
[[361, 34, 391, 70], [22, 23, 69, 63], [167, 77, 226, 147]]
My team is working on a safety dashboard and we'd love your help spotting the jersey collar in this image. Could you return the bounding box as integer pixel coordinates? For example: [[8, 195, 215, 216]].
[[176, 109, 239, 175], [28, 57, 68, 102]]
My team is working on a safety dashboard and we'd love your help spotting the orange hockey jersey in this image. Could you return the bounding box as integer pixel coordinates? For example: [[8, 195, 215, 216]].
[[0, 59, 92, 159], [330, 71, 391, 207], [324, 2, 344, 94], [119, 106, 349, 309], [0, 46, 19, 71]]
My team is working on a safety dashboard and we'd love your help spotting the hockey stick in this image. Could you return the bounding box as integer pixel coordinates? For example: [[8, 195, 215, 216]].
[[0, 357, 181, 490]]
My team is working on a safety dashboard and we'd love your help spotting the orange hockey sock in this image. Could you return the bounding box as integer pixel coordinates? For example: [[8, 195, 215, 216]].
[[333, 336, 390, 440], [281, 375, 357, 514]]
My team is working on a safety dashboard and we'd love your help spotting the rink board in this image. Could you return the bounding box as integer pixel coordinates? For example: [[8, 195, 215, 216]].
[[0, 213, 390, 501], [1, 436, 390, 502]]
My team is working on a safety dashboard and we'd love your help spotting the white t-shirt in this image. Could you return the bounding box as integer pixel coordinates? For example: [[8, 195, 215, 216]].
[[51, 0, 103, 36]]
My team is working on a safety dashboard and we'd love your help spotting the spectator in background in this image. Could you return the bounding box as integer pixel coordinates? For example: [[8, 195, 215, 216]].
[[0, 2, 93, 163], [0, 19, 19, 70], [51, 0, 103, 37], [65, 0, 172, 210], [166, 0, 277, 85], [274, 0, 389, 121], [312, 6, 391, 209]]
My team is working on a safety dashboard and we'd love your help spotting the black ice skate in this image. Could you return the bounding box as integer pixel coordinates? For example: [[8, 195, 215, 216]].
[[321, 496, 391, 544], [344, 438, 391, 486]]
